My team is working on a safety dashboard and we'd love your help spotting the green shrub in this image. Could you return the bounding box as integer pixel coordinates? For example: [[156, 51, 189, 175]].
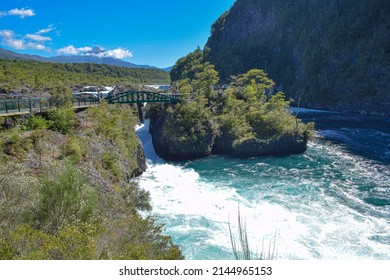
[[0, 129, 32, 159], [101, 150, 122, 180], [0, 223, 98, 260], [22, 114, 48, 131], [63, 136, 85, 163], [0, 162, 37, 229], [103, 214, 183, 260], [49, 107, 77, 133], [33, 162, 97, 233], [49, 85, 73, 108], [88, 103, 140, 177]]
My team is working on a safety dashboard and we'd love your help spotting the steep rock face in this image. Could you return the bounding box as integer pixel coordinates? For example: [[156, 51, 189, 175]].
[[150, 115, 215, 161], [213, 128, 307, 158], [231, 136, 307, 157], [205, 0, 390, 115], [150, 115, 308, 161]]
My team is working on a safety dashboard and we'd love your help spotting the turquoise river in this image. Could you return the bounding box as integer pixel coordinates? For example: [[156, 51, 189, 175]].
[[135, 109, 390, 260]]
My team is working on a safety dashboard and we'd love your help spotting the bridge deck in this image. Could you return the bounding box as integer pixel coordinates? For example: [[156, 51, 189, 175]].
[[0, 91, 182, 117], [0, 97, 100, 117]]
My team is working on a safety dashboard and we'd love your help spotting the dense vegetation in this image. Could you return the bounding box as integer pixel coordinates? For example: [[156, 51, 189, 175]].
[[0, 59, 170, 94], [205, 0, 390, 115], [149, 49, 313, 160], [0, 103, 183, 260]]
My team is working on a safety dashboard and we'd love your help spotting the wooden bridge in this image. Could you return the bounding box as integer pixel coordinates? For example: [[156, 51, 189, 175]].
[[0, 91, 181, 117]]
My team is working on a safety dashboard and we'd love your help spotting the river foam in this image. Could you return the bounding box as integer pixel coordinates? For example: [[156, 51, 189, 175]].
[[135, 119, 390, 260]]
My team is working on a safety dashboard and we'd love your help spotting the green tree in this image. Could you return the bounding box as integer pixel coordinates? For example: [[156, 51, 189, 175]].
[[193, 62, 219, 100], [49, 85, 73, 107]]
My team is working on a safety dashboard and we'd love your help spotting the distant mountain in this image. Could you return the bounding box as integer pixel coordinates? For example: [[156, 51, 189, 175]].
[[0, 47, 49, 62], [0, 47, 161, 70], [162, 66, 173, 72], [49, 55, 157, 69]]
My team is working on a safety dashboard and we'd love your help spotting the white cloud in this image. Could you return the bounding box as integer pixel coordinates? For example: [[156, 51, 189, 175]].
[[0, 30, 25, 50], [57, 45, 133, 59], [0, 29, 50, 51], [27, 42, 48, 51], [103, 48, 133, 59], [37, 26, 54, 35], [7, 38, 25, 50], [0, 30, 14, 39], [57, 45, 92, 55], [25, 33, 52, 42], [78, 46, 93, 53], [8, 8, 35, 19], [4, 8, 35, 19]]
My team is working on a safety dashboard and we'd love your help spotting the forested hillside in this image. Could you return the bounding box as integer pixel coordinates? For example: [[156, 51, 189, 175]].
[[205, 0, 390, 115], [0, 59, 170, 94]]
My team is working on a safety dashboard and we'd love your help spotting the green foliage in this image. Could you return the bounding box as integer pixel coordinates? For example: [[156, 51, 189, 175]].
[[0, 223, 98, 260], [0, 59, 170, 93], [22, 114, 48, 131], [32, 162, 97, 233], [159, 101, 219, 154], [49, 85, 73, 107], [159, 48, 314, 153], [49, 107, 77, 133], [101, 150, 122, 180], [0, 162, 37, 230], [0, 107, 184, 260], [193, 62, 219, 100], [0, 157, 183, 259], [121, 182, 152, 212], [266, 92, 290, 110], [88, 102, 139, 177], [103, 214, 183, 260], [63, 136, 85, 164], [170, 47, 205, 82], [0, 128, 32, 160]]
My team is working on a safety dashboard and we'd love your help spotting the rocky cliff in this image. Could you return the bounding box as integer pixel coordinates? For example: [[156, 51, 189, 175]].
[[148, 102, 311, 162], [205, 0, 390, 116]]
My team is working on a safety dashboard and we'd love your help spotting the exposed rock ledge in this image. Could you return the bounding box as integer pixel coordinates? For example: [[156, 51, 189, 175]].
[[150, 115, 308, 161]]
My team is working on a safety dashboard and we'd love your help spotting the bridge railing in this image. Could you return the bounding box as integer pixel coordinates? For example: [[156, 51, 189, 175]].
[[71, 96, 100, 107], [0, 96, 100, 115], [0, 97, 51, 114], [106, 91, 182, 104], [0, 91, 180, 116]]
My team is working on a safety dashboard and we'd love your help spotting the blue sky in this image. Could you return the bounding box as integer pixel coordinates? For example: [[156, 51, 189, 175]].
[[0, 0, 236, 67]]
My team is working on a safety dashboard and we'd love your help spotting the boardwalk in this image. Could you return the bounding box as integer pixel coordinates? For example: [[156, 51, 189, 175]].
[[0, 91, 181, 117], [0, 96, 100, 117]]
